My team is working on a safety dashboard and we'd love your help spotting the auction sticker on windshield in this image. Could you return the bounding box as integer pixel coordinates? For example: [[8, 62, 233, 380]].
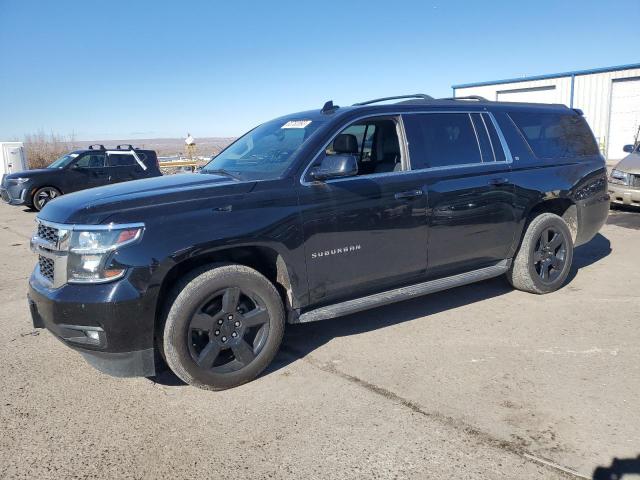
[[281, 120, 312, 129]]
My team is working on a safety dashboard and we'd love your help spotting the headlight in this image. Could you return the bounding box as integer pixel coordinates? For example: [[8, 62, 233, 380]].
[[609, 169, 630, 185], [8, 177, 29, 185], [67, 226, 143, 283]]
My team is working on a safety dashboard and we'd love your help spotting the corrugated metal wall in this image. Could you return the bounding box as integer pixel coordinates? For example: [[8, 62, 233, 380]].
[[454, 67, 640, 159]]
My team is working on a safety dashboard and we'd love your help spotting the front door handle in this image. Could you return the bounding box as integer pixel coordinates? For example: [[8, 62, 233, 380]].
[[395, 189, 424, 200], [488, 178, 509, 186]]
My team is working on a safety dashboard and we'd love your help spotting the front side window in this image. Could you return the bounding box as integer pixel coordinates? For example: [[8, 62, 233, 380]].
[[508, 111, 599, 159], [74, 153, 106, 168], [312, 117, 403, 177], [404, 113, 482, 169], [202, 118, 324, 180]]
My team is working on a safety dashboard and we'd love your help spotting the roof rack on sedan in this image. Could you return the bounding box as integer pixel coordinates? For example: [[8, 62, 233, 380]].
[[353, 94, 434, 106], [88, 144, 105, 150], [116, 144, 135, 150], [440, 95, 490, 101]]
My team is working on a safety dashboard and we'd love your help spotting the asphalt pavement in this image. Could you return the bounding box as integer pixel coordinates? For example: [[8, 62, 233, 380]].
[[0, 203, 638, 479]]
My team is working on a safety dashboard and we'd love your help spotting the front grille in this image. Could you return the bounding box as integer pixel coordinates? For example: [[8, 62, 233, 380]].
[[0, 189, 9, 202], [631, 174, 640, 189], [37, 223, 59, 244], [38, 255, 55, 282]]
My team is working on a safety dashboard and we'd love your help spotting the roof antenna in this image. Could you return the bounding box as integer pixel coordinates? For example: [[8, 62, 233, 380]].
[[321, 100, 339, 114]]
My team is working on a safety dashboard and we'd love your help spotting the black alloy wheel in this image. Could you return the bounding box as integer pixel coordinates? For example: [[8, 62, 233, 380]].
[[506, 212, 574, 294], [188, 287, 270, 373], [163, 264, 285, 390], [533, 227, 567, 283]]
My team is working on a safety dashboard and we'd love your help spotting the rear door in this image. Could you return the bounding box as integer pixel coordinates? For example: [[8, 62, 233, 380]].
[[106, 151, 146, 183], [402, 111, 517, 277]]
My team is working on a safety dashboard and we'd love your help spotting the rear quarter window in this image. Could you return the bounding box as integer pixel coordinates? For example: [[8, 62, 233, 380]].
[[508, 111, 599, 159]]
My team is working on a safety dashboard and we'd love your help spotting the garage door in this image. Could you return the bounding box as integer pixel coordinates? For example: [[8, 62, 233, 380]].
[[608, 77, 640, 160], [496, 86, 557, 104]]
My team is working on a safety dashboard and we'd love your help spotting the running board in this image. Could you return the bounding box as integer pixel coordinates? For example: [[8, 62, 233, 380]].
[[297, 260, 511, 323]]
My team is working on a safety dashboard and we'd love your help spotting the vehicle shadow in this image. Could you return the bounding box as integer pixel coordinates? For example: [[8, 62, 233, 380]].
[[150, 232, 611, 387], [565, 233, 611, 284], [268, 232, 612, 376], [593, 455, 640, 479]]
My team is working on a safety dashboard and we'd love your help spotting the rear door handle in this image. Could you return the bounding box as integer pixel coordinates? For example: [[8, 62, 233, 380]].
[[395, 189, 424, 200], [488, 178, 509, 186]]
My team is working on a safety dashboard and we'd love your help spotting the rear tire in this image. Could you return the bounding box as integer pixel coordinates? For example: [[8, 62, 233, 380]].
[[507, 213, 574, 294], [32, 186, 61, 211], [163, 264, 284, 390]]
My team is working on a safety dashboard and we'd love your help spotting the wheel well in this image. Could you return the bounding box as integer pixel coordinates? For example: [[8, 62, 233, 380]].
[[154, 246, 294, 336], [527, 198, 577, 241]]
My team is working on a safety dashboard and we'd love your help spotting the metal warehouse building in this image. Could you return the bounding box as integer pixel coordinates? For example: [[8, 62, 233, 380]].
[[452, 63, 640, 161]]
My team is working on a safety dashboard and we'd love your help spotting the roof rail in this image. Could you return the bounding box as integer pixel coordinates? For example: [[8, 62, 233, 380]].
[[441, 95, 489, 102], [116, 144, 135, 150], [88, 144, 105, 150], [353, 94, 434, 106]]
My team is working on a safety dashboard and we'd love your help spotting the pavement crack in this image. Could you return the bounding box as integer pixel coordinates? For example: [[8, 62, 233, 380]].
[[281, 345, 586, 479], [9, 330, 40, 342]]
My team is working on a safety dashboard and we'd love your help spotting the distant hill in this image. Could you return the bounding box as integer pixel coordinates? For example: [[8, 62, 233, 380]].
[[74, 137, 235, 158]]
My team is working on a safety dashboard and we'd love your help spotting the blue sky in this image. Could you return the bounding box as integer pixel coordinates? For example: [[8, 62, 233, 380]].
[[0, 0, 638, 140]]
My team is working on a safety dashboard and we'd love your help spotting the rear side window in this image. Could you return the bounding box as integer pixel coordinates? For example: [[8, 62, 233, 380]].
[[109, 153, 137, 167], [508, 112, 599, 159], [403, 113, 482, 169]]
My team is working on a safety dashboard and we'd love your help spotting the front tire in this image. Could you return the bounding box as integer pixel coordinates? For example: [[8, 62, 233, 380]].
[[32, 186, 61, 211], [163, 264, 285, 390], [507, 213, 574, 294]]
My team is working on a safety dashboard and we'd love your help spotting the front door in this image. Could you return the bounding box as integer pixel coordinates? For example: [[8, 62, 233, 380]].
[[69, 152, 109, 191], [402, 111, 518, 277], [298, 116, 429, 306]]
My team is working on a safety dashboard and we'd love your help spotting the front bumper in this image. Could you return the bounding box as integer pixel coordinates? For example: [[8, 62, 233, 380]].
[[0, 184, 28, 205], [28, 269, 157, 377], [608, 182, 640, 207]]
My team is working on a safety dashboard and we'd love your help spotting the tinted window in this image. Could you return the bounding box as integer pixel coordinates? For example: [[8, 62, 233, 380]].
[[404, 113, 481, 168], [109, 153, 137, 167], [75, 153, 105, 168], [508, 112, 599, 159]]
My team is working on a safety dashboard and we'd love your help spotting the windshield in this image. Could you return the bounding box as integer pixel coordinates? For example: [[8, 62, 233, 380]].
[[201, 118, 323, 180], [48, 153, 79, 169]]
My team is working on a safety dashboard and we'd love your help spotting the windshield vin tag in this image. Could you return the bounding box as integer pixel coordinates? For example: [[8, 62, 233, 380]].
[[281, 120, 312, 129]]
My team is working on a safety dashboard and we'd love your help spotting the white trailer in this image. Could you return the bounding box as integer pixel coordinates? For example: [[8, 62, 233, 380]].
[[0, 142, 28, 176]]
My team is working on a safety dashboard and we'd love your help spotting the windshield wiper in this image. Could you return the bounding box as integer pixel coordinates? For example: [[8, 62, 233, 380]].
[[201, 169, 242, 181]]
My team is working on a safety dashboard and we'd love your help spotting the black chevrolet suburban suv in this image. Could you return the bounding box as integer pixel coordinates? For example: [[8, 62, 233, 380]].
[[28, 95, 609, 390], [1, 145, 161, 211]]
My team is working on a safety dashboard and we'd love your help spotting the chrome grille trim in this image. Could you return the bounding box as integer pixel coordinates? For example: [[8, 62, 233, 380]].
[[38, 255, 55, 282]]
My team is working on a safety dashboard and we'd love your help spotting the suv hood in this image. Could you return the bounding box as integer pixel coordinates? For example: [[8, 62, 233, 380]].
[[615, 152, 640, 175], [5, 168, 61, 180], [38, 173, 256, 225]]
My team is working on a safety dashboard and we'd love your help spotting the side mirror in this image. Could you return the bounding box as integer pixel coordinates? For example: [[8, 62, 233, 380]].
[[623, 144, 635, 153], [310, 154, 358, 181]]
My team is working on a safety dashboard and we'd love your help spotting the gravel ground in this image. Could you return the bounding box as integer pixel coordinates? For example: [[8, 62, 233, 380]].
[[0, 202, 638, 479]]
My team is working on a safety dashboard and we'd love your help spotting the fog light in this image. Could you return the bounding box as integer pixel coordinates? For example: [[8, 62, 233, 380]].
[[85, 330, 101, 342]]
